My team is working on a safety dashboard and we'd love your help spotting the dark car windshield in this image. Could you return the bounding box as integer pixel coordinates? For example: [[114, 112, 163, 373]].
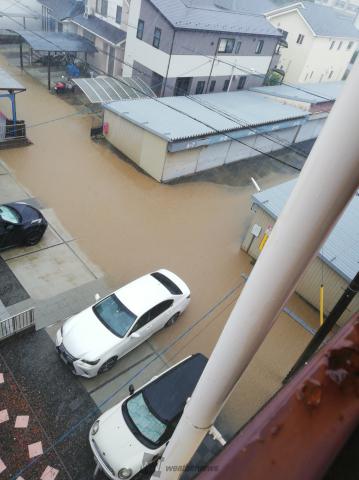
[[93, 294, 136, 338], [123, 393, 171, 448], [0, 206, 21, 224]]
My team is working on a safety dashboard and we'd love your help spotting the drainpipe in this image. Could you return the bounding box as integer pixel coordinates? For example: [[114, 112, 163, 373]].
[[161, 29, 176, 97], [152, 59, 359, 480], [205, 38, 220, 93]]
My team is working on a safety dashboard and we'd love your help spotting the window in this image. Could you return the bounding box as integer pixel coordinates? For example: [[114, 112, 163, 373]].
[[347, 41, 354, 50], [337, 41, 342, 50], [329, 41, 335, 50], [116, 6, 122, 24], [218, 38, 235, 53], [235, 41, 242, 54], [296, 34, 304, 45], [195, 81, 205, 94], [255, 40, 264, 54], [131, 311, 151, 332], [137, 19, 144, 40], [209, 80, 216, 92], [277, 28, 288, 40], [237, 76, 246, 90], [151, 272, 182, 295], [0, 206, 21, 224], [223, 79, 230, 91], [310, 70, 314, 79], [328, 70, 334, 79], [153, 27, 161, 48], [96, 0, 108, 16], [304, 73, 308, 81], [150, 300, 174, 320], [93, 295, 136, 338]]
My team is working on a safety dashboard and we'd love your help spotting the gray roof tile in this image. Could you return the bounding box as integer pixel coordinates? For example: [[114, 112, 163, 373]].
[[150, 0, 281, 36], [72, 14, 126, 45]]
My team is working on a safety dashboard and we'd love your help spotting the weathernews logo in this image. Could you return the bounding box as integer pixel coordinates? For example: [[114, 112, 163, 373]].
[[142, 453, 218, 478]]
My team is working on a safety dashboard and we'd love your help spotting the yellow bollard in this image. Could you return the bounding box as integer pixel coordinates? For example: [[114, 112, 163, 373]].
[[320, 284, 324, 326]]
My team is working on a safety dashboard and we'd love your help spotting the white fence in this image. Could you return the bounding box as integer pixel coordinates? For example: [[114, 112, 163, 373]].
[[0, 308, 35, 341]]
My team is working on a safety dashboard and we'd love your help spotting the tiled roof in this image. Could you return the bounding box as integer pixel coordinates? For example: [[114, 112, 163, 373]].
[[37, 0, 84, 21], [253, 179, 359, 282], [149, 0, 281, 36], [72, 14, 126, 45]]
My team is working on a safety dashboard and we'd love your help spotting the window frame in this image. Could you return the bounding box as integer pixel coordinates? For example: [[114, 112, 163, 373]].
[[237, 75, 246, 90], [218, 38, 235, 54], [137, 19, 144, 40], [255, 40, 264, 54], [153, 27, 162, 49], [195, 80, 205, 95], [116, 5, 122, 24], [296, 34, 304, 45], [329, 40, 335, 50], [209, 80, 216, 92], [347, 41, 354, 50], [223, 79, 230, 91], [235, 41, 242, 54]]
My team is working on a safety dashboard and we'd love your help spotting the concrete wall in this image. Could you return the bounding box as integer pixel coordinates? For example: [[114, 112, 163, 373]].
[[241, 207, 359, 325]]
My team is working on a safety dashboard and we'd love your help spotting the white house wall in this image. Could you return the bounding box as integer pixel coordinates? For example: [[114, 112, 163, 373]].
[[162, 149, 200, 181], [295, 117, 324, 142]]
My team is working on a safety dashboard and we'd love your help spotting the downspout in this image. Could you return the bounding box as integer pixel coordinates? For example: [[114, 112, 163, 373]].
[[161, 29, 176, 97]]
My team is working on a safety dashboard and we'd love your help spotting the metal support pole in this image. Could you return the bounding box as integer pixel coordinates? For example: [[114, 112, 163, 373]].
[[284, 270, 359, 383], [19, 42, 23, 70], [153, 61, 359, 480], [47, 51, 51, 90]]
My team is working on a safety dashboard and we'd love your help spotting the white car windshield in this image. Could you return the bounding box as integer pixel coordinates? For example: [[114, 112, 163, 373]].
[[0, 206, 20, 224], [93, 294, 136, 338], [125, 393, 167, 445]]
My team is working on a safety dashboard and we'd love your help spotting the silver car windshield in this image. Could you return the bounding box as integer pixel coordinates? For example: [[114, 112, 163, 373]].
[[0, 206, 21, 224], [93, 294, 136, 338], [126, 393, 167, 444]]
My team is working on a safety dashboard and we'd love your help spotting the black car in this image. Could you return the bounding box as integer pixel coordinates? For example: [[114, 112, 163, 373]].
[[0, 202, 48, 250]]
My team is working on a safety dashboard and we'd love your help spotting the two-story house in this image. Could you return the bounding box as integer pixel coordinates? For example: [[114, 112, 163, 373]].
[[122, 0, 282, 96], [265, 1, 359, 83]]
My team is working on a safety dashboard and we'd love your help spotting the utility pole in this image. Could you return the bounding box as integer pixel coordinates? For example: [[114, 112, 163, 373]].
[[284, 270, 359, 382], [152, 60, 359, 480]]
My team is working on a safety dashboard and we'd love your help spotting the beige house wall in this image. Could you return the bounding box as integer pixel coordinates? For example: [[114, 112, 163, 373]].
[[242, 207, 358, 325]]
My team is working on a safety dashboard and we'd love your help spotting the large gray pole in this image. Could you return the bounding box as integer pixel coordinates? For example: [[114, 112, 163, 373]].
[[154, 61, 359, 479]]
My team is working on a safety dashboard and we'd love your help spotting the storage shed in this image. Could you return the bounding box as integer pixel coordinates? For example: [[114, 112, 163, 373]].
[[103, 90, 314, 182], [242, 179, 359, 324]]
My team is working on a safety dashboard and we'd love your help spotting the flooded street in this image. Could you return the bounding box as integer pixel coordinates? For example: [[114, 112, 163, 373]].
[[0, 54, 319, 434]]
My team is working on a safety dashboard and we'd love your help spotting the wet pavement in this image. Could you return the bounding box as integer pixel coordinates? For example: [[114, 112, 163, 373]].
[[0, 47, 324, 479]]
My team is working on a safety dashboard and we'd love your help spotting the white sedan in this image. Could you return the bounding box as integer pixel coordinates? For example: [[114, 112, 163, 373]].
[[56, 269, 190, 378], [89, 354, 208, 480]]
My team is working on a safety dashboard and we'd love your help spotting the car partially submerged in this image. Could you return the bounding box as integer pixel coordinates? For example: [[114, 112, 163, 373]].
[[56, 269, 190, 377], [89, 353, 207, 479], [0, 202, 47, 250]]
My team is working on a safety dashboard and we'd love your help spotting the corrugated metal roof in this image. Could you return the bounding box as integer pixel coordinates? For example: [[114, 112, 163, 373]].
[[73, 76, 156, 103], [0, 68, 25, 92], [250, 81, 345, 104], [253, 179, 359, 282], [104, 90, 308, 141], [150, 0, 281, 36], [10, 29, 97, 53], [72, 14, 126, 45], [268, 1, 359, 39]]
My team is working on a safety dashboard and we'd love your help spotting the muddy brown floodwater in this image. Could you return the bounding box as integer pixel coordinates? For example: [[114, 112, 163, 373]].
[[0, 56, 320, 433]]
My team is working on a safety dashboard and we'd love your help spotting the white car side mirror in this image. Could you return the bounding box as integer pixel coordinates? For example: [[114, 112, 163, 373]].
[[131, 332, 140, 339], [94, 293, 101, 302]]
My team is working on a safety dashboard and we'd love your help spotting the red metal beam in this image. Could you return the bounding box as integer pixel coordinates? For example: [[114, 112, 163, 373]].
[[197, 314, 359, 480]]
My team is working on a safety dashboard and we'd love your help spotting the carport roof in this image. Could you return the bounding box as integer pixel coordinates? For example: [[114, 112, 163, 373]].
[[104, 90, 308, 141], [72, 76, 156, 103], [250, 81, 345, 105], [253, 179, 359, 282], [10, 29, 96, 53], [0, 68, 25, 92]]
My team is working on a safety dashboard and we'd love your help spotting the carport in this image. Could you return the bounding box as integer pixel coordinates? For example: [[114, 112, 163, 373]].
[[0, 68, 27, 147], [9, 29, 97, 90]]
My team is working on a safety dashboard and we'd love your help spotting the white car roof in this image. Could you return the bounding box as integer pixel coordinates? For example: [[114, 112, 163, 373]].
[[115, 272, 174, 317]]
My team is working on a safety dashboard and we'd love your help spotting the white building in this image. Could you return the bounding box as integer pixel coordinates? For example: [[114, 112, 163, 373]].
[[265, 1, 359, 83]]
